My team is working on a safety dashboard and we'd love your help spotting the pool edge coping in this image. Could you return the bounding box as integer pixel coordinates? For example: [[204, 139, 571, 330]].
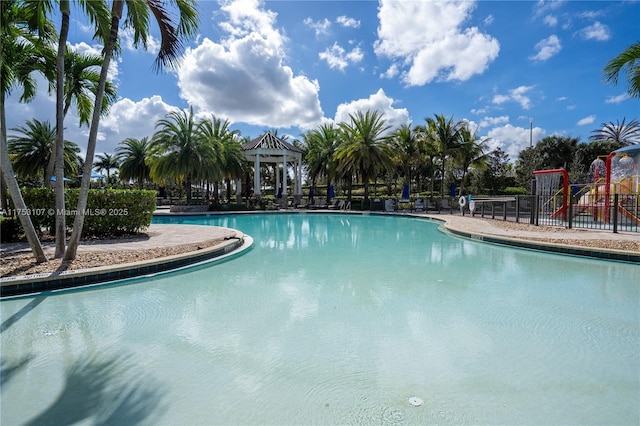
[[0, 230, 253, 298]]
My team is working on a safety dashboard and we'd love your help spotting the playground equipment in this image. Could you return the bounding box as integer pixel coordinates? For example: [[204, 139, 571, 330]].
[[534, 145, 640, 227], [533, 168, 568, 221]]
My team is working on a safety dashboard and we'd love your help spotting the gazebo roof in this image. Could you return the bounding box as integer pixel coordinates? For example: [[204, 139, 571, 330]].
[[242, 132, 303, 154]]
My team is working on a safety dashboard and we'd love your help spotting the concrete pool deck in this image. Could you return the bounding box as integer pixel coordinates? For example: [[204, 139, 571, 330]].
[[1, 211, 637, 297]]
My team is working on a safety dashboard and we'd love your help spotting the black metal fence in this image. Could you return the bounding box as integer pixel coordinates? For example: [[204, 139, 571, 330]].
[[465, 194, 640, 233]]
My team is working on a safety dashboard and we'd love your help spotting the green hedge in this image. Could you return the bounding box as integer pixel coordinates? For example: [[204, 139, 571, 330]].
[[8, 188, 156, 238]]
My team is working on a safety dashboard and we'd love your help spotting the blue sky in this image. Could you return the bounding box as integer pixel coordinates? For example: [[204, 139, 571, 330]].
[[6, 0, 639, 162]]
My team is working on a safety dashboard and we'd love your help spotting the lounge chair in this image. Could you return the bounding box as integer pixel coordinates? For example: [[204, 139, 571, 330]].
[[384, 199, 396, 212], [440, 198, 452, 212], [414, 198, 424, 212], [328, 200, 344, 210]]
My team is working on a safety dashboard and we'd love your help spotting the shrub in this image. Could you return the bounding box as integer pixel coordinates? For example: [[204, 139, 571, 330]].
[[0, 217, 21, 242], [504, 187, 529, 195], [11, 188, 156, 238]]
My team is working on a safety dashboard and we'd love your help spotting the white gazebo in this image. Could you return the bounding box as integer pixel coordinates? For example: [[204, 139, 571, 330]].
[[241, 132, 304, 205]]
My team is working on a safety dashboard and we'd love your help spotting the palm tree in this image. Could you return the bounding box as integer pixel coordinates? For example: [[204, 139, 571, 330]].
[[94, 152, 119, 184], [424, 114, 465, 196], [303, 123, 340, 202], [148, 108, 216, 204], [116, 137, 151, 188], [46, 0, 110, 258], [604, 41, 640, 99], [336, 110, 394, 203], [0, 0, 55, 262], [9, 119, 81, 182], [391, 124, 421, 191], [455, 125, 489, 195], [589, 118, 640, 146], [65, 0, 199, 261]]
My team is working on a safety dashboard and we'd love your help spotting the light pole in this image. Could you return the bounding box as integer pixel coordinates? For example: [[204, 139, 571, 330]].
[[529, 117, 533, 147]]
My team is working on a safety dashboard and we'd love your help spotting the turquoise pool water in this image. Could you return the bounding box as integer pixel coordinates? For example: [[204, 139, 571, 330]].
[[1, 213, 638, 425]]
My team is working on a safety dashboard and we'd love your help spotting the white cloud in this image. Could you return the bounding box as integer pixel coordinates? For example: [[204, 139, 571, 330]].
[[177, 0, 324, 129], [543, 15, 558, 27], [530, 35, 561, 62], [319, 43, 364, 71], [578, 22, 610, 41], [492, 86, 535, 110], [605, 94, 629, 104], [119, 27, 161, 55], [479, 115, 509, 128], [304, 17, 331, 37], [69, 42, 119, 83], [336, 15, 360, 28], [577, 115, 596, 126], [334, 89, 410, 132], [487, 124, 545, 161], [374, 0, 499, 86], [380, 63, 400, 79]]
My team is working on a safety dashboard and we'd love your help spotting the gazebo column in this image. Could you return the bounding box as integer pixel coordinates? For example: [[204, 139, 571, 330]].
[[235, 178, 242, 203], [275, 164, 280, 196], [253, 153, 261, 199], [282, 153, 288, 196]]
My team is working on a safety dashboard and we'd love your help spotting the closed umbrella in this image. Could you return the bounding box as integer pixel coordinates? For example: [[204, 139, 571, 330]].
[[308, 186, 314, 201], [277, 187, 282, 199], [328, 184, 335, 199], [401, 182, 409, 199]]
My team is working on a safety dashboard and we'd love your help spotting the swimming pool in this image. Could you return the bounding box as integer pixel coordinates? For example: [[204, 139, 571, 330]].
[[1, 213, 638, 424]]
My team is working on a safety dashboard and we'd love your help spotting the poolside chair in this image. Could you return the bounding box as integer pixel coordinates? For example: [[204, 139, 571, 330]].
[[440, 198, 452, 212], [414, 198, 424, 212], [384, 199, 396, 212], [328, 200, 344, 210]]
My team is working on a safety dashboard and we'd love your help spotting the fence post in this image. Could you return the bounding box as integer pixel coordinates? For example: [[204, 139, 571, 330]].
[[516, 196, 520, 223], [568, 197, 573, 229], [613, 193, 619, 233]]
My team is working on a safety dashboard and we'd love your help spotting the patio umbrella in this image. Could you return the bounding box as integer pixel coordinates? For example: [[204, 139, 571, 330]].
[[328, 184, 335, 199], [450, 181, 457, 197], [79, 172, 105, 179], [401, 182, 410, 199], [49, 176, 71, 182], [277, 187, 282, 198], [308, 186, 314, 201]]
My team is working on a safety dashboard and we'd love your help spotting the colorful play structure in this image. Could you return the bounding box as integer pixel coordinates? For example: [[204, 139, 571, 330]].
[[534, 145, 640, 228]]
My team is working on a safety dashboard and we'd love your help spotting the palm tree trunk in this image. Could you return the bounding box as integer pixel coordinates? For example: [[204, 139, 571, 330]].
[[54, 3, 70, 258], [0, 95, 47, 263], [64, 0, 123, 261], [1, 171, 8, 214]]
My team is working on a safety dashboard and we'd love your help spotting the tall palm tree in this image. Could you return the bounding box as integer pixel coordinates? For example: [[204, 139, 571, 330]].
[[304, 123, 340, 201], [93, 152, 119, 184], [9, 119, 81, 182], [455, 125, 489, 195], [425, 114, 465, 196], [116, 136, 151, 188], [202, 119, 244, 202], [604, 41, 640, 99], [391, 123, 421, 190], [148, 108, 216, 204], [1, 0, 55, 262], [589, 118, 640, 146], [65, 0, 199, 261], [46, 0, 110, 258], [336, 110, 394, 203]]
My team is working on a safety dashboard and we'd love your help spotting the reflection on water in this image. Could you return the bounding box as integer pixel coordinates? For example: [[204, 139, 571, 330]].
[[2, 213, 638, 425]]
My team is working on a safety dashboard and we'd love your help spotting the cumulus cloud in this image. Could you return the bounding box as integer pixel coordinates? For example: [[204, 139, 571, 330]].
[[492, 86, 535, 110], [334, 88, 410, 132], [177, 0, 324, 129], [479, 115, 509, 128], [304, 17, 331, 37], [319, 43, 364, 71], [577, 22, 610, 41], [530, 35, 561, 62], [577, 115, 596, 126], [374, 0, 499, 86], [543, 15, 558, 27], [487, 124, 545, 161], [605, 94, 629, 104], [69, 42, 119, 83], [336, 15, 360, 28]]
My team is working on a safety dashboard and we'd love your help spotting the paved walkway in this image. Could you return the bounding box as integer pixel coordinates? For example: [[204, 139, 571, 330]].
[[1, 224, 237, 256], [429, 213, 640, 243]]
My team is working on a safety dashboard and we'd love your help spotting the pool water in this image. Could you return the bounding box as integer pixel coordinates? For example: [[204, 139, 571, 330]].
[[1, 213, 638, 424]]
